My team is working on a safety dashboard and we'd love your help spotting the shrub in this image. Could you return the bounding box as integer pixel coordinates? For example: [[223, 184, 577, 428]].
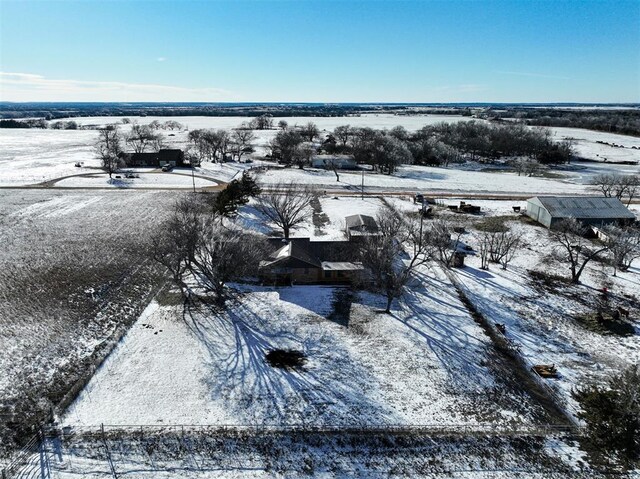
[[573, 365, 640, 469]]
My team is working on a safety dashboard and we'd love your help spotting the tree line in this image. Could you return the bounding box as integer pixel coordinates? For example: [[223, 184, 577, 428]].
[[264, 120, 574, 174]]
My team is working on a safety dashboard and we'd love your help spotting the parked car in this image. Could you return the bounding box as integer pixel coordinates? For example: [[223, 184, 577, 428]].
[[161, 164, 173, 172]]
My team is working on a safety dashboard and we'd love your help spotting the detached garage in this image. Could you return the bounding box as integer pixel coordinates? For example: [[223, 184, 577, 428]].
[[526, 196, 636, 229]]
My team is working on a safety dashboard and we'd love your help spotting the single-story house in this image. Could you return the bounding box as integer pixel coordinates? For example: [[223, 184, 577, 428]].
[[345, 214, 379, 240], [259, 237, 365, 285], [311, 155, 357, 170], [526, 196, 636, 229], [122, 149, 186, 168]]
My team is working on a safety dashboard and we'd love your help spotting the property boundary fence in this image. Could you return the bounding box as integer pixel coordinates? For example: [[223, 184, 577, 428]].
[[44, 422, 580, 439], [0, 422, 589, 479]]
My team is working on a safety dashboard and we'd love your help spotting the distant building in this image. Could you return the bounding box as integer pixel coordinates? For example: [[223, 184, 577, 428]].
[[345, 214, 379, 239], [311, 155, 357, 170], [122, 149, 186, 168], [526, 196, 636, 229]]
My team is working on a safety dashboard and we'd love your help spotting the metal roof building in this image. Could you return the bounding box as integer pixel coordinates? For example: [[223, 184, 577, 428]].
[[526, 196, 636, 229]]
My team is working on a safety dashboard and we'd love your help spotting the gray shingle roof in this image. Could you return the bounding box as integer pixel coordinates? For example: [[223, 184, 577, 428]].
[[345, 214, 378, 231], [529, 196, 636, 220]]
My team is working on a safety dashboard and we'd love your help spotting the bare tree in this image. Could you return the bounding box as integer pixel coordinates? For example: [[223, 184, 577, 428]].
[[617, 175, 640, 206], [590, 173, 618, 198], [549, 218, 609, 283], [603, 225, 640, 276], [95, 125, 123, 179], [300, 122, 320, 142], [257, 183, 316, 239], [333, 125, 352, 148], [151, 194, 207, 295], [423, 219, 463, 268], [358, 204, 435, 313], [152, 194, 264, 303], [292, 143, 316, 169], [278, 120, 288, 130], [231, 128, 256, 162], [269, 129, 304, 165], [191, 223, 264, 302], [126, 123, 163, 153], [590, 174, 640, 205], [250, 114, 274, 130]]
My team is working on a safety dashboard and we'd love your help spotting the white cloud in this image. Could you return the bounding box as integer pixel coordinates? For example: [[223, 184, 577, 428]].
[[157, 57, 167, 62], [0, 72, 238, 102]]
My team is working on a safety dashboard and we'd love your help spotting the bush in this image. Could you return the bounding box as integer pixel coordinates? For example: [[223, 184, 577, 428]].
[[573, 365, 640, 469]]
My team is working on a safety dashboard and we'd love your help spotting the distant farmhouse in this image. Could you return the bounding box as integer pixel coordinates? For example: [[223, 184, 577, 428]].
[[311, 155, 357, 170], [259, 215, 378, 285], [121, 149, 186, 168], [526, 196, 636, 229]]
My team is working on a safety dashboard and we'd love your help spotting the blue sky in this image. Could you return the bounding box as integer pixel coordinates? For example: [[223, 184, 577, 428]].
[[0, 0, 638, 103]]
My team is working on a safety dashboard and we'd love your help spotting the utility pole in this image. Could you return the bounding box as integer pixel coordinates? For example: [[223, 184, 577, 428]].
[[191, 166, 196, 193], [361, 169, 364, 200]]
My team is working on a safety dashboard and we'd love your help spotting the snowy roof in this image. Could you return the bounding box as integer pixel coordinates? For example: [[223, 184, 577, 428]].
[[321, 261, 364, 271], [528, 196, 635, 220], [345, 214, 378, 231]]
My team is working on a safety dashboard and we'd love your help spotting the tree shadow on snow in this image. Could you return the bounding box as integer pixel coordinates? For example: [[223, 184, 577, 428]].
[[181, 292, 399, 427]]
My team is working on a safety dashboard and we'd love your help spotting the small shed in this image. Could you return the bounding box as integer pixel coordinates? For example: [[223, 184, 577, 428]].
[[526, 196, 636, 229], [345, 214, 379, 239]]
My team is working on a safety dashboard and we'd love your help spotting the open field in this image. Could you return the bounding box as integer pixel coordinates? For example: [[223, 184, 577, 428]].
[[0, 189, 180, 456], [2, 114, 640, 193]]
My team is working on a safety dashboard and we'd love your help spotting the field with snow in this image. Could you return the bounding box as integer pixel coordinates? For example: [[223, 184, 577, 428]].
[[0, 189, 179, 456], [2, 114, 640, 193], [436, 202, 640, 418]]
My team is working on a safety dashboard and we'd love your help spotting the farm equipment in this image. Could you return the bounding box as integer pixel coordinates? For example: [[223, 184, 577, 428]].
[[459, 201, 481, 214], [532, 364, 559, 379]]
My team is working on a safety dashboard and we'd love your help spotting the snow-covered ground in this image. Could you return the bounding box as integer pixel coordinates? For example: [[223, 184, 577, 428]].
[[2, 115, 640, 191], [0, 129, 101, 185], [427, 201, 640, 419], [62, 268, 555, 427], [64, 113, 473, 131], [0, 189, 179, 458], [549, 126, 640, 164], [255, 164, 591, 196]]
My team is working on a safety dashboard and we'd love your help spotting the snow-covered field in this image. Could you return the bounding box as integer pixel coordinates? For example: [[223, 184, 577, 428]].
[[62, 272, 555, 427], [0, 129, 101, 185], [0, 189, 179, 457], [549, 126, 640, 164], [255, 164, 592, 196], [64, 113, 473, 131], [2, 114, 640, 191]]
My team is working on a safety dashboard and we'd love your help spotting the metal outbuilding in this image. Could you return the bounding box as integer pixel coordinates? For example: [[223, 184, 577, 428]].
[[526, 196, 636, 229]]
